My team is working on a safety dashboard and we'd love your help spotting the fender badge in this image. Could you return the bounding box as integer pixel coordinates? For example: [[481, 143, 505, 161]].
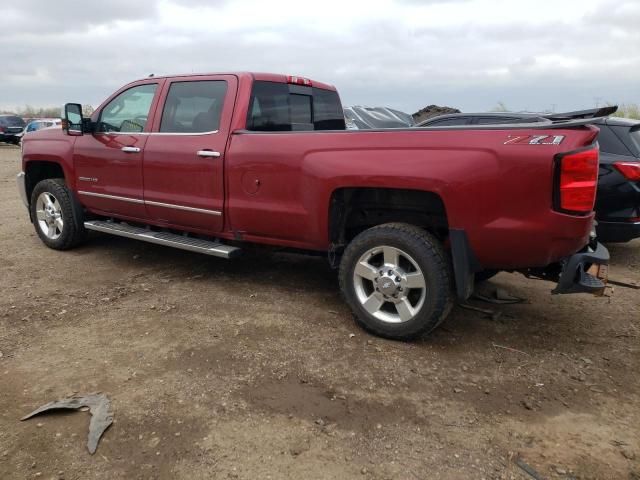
[[504, 135, 565, 145]]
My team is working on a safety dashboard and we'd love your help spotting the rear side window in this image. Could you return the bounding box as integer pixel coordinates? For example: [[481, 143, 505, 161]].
[[598, 125, 631, 156], [160, 80, 228, 133], [247, 81, 345, 131]]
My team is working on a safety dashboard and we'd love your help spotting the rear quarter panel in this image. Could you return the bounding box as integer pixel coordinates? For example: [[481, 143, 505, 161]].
[[225, 127, 597, 268]]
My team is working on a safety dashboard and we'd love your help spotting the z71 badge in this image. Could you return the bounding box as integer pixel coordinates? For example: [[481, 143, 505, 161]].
[[504, 134, 565, 145]]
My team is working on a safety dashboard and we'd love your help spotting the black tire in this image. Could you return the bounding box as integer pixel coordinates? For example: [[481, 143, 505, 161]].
[[339, 223, 454, 340], [30, 178, 87, 250]]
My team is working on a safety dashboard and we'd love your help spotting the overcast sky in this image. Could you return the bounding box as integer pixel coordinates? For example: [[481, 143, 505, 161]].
[[1, 0, 638, 114]]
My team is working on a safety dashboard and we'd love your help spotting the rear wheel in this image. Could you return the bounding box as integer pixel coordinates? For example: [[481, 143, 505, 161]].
[[30, 178, 87, 250], [339, 223, 454, 340]]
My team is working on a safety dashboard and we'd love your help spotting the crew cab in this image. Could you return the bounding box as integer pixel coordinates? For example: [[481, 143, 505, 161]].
[[17, 72, 610, 340]]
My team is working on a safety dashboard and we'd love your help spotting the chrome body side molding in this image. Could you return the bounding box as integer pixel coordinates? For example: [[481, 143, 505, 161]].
[[77, 191, 221, 215]]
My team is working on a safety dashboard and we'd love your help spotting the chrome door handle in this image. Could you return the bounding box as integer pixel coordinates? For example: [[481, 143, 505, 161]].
[[197, 150, 221, 158], [121, 146, 141, 153]]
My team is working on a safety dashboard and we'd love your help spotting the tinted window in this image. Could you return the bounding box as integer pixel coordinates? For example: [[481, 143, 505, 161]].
[[289, 94, 312, 125], [160, 80, 228, 133], [248, 81, 291, 131], [97, 83, 157, 133], [611, 125, 640, 158], [598, 125, 631, 156], [313, 88, 345, 130], [247, 81, 345, 131], [424, 117, 469, 126]]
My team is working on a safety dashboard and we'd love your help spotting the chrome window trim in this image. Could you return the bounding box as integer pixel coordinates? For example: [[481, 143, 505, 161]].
[[96, 130, 219, 136], [145, 200, 222, 216], [78, 190, 222, 216], [78, 191, 144, 204]]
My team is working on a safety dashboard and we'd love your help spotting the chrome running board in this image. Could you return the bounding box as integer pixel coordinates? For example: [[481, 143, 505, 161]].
[[84, 220, 240, 259]]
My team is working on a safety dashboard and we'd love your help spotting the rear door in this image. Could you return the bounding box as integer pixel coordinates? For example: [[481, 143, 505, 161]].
[[142, 75, 237, 232]]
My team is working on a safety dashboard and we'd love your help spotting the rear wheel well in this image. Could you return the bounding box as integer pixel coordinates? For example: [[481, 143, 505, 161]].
[[25, 161, 65, 204], [329, 188, 449, 246]]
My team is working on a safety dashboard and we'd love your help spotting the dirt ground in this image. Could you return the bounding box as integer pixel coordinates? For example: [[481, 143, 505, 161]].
[[0, 143, 638, 480]]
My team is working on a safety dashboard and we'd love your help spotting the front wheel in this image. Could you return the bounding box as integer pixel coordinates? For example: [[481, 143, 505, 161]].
[[339, 223, 454, 340], [30, 178, 87, 250]]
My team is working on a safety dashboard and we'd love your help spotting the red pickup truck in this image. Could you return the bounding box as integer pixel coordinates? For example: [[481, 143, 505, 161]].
[[17, 72, 609, 340]]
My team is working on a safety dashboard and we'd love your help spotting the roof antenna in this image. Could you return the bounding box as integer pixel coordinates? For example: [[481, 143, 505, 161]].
[[148, 73, 155, 78]]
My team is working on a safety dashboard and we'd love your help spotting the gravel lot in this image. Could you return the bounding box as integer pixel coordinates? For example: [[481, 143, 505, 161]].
[[0, 143, 638, 479]]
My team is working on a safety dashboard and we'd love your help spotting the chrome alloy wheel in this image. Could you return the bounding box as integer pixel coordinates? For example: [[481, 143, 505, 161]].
[[35, 192, 64, 240], [353, 246, 427, 324]]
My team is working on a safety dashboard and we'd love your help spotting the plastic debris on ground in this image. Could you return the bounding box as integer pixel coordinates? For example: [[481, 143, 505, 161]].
[[21, 393, 114, 454]]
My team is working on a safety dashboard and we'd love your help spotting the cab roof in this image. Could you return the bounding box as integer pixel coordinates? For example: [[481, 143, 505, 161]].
[[133, 72, 337, 91]]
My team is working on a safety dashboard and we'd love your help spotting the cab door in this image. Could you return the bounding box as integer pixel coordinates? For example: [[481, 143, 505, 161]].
[[142, 75, 236, 232], [73, 81, 162, 219]]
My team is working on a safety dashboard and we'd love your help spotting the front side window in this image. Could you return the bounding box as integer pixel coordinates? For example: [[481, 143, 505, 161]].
[[97, 83, 157, 133], [160, 80, 228, 133]]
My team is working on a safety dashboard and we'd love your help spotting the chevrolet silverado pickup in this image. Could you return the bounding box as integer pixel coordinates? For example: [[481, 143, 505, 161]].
[[17, 72, 610, 340]]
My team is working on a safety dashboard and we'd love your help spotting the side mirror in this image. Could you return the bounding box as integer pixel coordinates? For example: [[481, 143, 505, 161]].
[[63, 103, 84, 136]]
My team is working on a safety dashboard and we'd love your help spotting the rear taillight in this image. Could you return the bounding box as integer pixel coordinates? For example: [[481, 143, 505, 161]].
[[0, 126, 5, 133], [554, 146, 599, 214], [613, 162, 640, 181]]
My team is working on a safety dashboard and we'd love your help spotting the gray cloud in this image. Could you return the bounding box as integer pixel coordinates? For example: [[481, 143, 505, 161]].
[[0, 1, 158, 34], [0, 0, 638, 114]]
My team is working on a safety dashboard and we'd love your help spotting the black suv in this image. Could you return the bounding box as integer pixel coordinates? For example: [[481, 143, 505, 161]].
[[417, 112, 640, 242], [0, 115, 26, 145]]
